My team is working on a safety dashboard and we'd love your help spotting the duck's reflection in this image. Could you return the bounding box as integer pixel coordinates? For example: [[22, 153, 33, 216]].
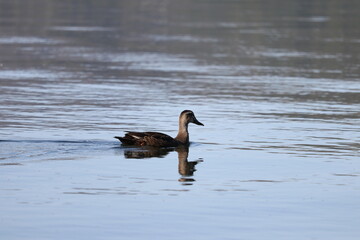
[[124, 147, 172, 159], [177, 146, 203, 183], [123, 146, 202, 183]]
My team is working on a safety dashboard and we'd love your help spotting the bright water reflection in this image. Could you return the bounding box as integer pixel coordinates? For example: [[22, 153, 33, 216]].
[[0, 0, 360, 239]]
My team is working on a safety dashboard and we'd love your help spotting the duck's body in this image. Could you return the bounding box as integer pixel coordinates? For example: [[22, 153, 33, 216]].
[[115, 110, 203, 147], [115, 131, 179, 147]]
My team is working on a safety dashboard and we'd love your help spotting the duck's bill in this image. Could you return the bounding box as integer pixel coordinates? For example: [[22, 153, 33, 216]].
[[193, 118, 204, 126]]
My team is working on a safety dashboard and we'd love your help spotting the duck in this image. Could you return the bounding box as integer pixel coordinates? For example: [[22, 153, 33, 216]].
[[115, 110, 204, 147]]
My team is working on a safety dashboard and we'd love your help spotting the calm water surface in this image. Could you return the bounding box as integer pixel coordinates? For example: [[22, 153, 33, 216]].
[[0, 0, 359, 239]]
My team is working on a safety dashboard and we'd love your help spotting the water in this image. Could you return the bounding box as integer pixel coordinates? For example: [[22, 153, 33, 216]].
[[0, 0, 359, 239]]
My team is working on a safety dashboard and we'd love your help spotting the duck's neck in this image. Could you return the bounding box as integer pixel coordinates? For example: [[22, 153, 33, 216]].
[[175, 120, 189, 145]]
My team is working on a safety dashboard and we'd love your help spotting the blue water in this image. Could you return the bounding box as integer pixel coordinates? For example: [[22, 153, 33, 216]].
[[1, 0, 359, 239]]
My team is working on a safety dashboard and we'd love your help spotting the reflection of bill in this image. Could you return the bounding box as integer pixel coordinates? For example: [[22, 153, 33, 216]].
[[123, 146, 203, 183]]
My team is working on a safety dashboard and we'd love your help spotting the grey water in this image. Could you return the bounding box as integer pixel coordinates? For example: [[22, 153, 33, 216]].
[[0, 0, 359, 239]]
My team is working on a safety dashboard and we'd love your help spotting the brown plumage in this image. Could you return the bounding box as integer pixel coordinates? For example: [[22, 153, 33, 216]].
[[115, 110, 204, 147]]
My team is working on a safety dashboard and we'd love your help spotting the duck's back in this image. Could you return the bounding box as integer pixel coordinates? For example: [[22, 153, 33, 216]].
[[115, 131, 179, 147]]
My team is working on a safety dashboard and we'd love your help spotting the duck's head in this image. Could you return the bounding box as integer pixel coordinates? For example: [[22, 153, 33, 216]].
[[180, 110, 204, 126]]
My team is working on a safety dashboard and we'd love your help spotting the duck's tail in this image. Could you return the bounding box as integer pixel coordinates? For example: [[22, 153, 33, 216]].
[[114, 136, 135, 145]]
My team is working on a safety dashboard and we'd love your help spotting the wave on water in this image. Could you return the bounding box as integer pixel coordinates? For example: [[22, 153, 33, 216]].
[[0, 139, 119, 164]]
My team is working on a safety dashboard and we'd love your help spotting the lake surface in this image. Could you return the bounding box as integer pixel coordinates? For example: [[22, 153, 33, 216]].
[[0, 0, 359, 239]]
